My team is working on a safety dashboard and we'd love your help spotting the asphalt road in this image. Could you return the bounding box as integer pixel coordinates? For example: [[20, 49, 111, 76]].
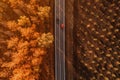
[[55, 0, 65, 80]]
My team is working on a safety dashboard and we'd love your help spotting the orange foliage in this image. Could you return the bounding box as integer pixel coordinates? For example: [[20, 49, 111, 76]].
[[0, 0, 53, 80]]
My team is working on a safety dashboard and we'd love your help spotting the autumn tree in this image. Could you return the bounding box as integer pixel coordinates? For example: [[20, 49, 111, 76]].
[[0, 0, 53, 80]]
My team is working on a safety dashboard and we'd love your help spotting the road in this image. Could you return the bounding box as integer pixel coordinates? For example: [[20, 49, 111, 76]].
[[55, 0, 65, 80]]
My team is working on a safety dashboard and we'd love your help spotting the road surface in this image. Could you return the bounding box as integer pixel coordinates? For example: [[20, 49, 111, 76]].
[[55, 0, 65, 80]]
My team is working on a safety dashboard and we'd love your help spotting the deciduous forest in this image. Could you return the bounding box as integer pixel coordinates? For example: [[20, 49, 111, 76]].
[[0, 0, 54, 80]]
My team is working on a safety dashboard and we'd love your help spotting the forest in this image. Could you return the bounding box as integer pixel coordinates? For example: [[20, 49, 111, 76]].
[[0, 0, 54, 80]]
